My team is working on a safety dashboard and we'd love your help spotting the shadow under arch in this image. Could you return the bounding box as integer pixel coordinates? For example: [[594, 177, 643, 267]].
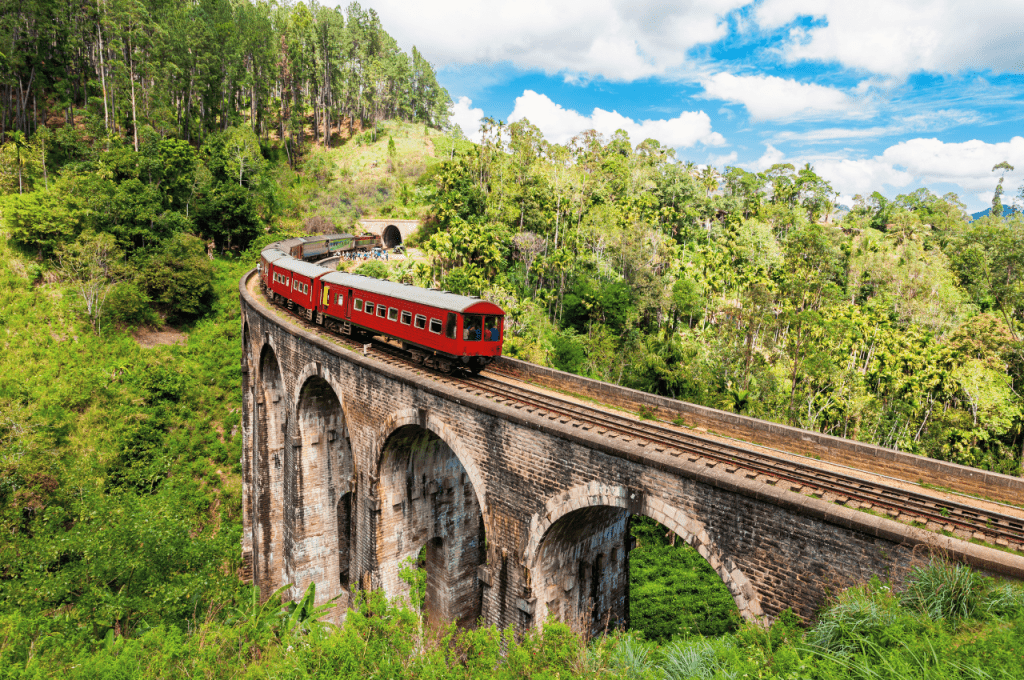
[[524, 482, 763, 637], [284, 373, 354, 616], [382, 224, 402, 248], [254, 342, 287, 599], [371, 410, 489, 627], [241, 322, 254, 578]]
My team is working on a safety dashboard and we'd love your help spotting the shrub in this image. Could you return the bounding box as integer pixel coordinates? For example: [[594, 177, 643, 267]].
[[353, 260, 389, 280], [660, 638, 720, 680], [807, 580, 902, 653], [304, 214, 335, 234], [137, 233, 215, 323], [900, 560, 984, 622], [107, 281, 159, 326]]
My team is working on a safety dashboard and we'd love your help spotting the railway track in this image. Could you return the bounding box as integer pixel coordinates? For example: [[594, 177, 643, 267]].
[[263, 290, 1024, 554]]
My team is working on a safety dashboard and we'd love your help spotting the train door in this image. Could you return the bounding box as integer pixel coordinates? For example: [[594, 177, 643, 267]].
[[345, 290, 353, 319], [322, 284, 330, 308]]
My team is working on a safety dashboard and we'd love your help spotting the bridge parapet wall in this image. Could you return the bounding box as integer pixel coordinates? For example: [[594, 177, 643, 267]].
[[495, 356, 1024, 506]]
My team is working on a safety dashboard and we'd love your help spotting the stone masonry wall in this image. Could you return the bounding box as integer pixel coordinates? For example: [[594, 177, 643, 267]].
[[495, 356, 1024, 506], [240, 272, 1024, 634]]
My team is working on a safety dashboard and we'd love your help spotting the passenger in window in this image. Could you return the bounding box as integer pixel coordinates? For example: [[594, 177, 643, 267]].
[[484, 316, 500, 341]]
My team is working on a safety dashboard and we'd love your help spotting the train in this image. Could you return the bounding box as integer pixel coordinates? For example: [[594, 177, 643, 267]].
[[273, 232, 382, 261], [258, 234, 505, 374]]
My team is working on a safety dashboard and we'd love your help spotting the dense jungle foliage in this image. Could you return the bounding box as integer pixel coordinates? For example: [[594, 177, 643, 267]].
[[3, 1, 1024, 676], [400, 124, 1024, 476]]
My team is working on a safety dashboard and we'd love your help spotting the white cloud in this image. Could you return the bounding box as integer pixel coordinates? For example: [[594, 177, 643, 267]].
[[361, 0, 749, 81], [709, 151, 739, 167], [879, 137, 1024, 192], [811, 157, 915, 197], [700, 72, 860, 121], [450, 96, 485, 142], [755, 0, 1024, 77], [751, 144, 787, 171], [742, 137, 1024, 206], [768, 110, 983, 144], [508, 90, 725, 148]]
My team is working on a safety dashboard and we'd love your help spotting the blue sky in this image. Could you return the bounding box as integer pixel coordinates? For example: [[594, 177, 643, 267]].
[[357, 0, 1024, 211]]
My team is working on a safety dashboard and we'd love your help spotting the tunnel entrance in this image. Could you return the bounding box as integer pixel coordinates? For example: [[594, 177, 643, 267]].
[[534, 507, 739, 640], [377, 425, 485, 627], [382, 224, 402, 248]]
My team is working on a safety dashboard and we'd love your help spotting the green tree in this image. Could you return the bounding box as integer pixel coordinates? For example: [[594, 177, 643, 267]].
[[137, 233, 214, 322], [991, 161, 1014, 218], [56, 231, 125, 334], [2, 131, 29, 193]]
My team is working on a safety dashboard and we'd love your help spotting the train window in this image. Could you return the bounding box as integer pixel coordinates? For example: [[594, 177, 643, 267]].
[[337, 294, 344, 305], [387, 307, 398, 321], [377, 304, 387, 318], [365, 302, 374, 315], [484, 316, 500, 341], [464, 314, 483, 341], [429, 318, 443, 334], [445, 313, 457, 339], [400, 310, 412, 325], [355, 298, 363, 311], [414, 314, 426, 329]]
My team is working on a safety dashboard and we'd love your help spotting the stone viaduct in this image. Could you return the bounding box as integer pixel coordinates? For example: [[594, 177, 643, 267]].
[[358, 218, 419, 248], [239, 271, 1024, 633]]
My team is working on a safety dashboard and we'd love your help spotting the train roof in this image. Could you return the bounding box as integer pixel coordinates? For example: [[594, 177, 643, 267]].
[[321, 272, 505, 314], [276, 237, 305, 251], [274, 257, 331, 279], [261, 249, 290, 263]]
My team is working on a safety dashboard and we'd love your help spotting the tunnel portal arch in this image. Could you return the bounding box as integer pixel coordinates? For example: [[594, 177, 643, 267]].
[[382, 224, 402, 248]]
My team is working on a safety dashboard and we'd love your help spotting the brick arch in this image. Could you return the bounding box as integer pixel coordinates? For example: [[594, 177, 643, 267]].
[[240, 321, 254, 580], [255, 333, 281, 385], [285, 372, 354, 616], [524, 482, 763, 626], [382, 224, 402, 248], [291, 362, 347, 416], [370, 409, 490, 625], [254, 341, 287, 598], [369, 409, 489, 519]]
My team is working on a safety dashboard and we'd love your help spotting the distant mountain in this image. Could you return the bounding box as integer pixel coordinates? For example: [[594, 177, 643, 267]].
[[971, 205, 1014, 220]]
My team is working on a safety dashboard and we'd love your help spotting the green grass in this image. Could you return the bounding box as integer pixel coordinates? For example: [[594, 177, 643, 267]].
[[628, 516, 740, 641], [276, 120, 462, 234]]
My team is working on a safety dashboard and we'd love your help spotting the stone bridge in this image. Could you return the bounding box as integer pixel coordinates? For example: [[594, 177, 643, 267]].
[[239, 272, 1024, 633], [358, 218, 420, 248]]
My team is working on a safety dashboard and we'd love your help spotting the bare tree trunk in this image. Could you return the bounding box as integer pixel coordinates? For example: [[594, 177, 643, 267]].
[[129, 38, 139, 152], [97, 1, 109, 132]]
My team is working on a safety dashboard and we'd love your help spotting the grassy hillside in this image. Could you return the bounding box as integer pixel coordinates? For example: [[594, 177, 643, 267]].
[[0, 234, 249, 643], [273, 121, 472, 234]]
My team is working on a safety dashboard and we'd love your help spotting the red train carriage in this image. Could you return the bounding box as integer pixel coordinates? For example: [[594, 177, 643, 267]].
[[259, 248, 290, 288], [317, 272, 504, 373], [265, 257, 330, 319]]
